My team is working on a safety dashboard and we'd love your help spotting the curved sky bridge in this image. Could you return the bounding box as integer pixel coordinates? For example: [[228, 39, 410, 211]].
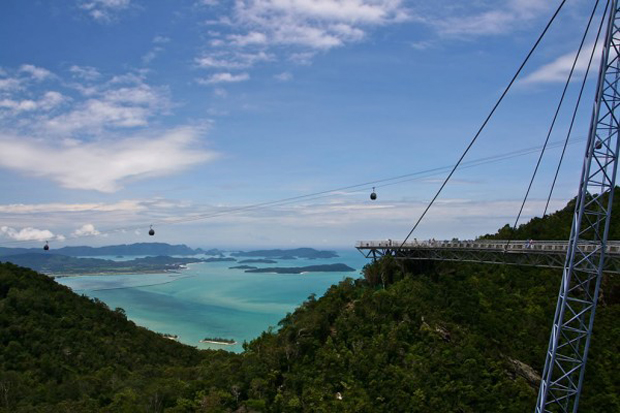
[[356, 240, 620, 275]]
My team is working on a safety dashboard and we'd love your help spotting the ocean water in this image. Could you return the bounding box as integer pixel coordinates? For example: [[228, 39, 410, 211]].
[[56, 249, 369, 353]]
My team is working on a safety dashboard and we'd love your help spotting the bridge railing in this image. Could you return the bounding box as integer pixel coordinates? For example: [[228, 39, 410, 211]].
[[356, 240, 620, 255]]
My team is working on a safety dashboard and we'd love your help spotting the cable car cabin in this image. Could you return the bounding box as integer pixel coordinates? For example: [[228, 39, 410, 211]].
[[149, 226, 155, 236], [370, 187, 377, 200], [43, 242, 49, 251]]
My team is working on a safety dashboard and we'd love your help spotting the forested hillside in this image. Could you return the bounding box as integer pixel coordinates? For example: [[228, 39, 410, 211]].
[[482, 189, 620, 240], [219, 246, 617, 412], [1, 194, 618, 412], [0, 263, 207, 412]]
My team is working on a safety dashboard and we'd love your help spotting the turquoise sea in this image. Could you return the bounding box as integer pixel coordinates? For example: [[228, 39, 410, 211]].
[[56, 249, 369, 353]]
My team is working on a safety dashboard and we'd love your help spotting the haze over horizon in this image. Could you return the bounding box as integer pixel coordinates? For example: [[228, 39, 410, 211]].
[[0, 0, 600, 248]]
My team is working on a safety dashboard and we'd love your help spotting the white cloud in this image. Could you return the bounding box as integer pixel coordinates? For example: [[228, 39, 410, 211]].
[[0, 91, 66, 114], [427, 0, 552, 36], [274, 71, 293, 81], [19, 64, 53, 81], [521, 42, 602, 84], [196, 57, 236, 69], [0, 65, 221, 193], [70, 65, 101, 80], [435, 10, 515, 36], [142, 36, 171, 64], [0, 98, 37, 112], [410, 40, 434, 50], [109, 71, 147, 84], [331, 23, 365, 40], [207, 107, 229, 116], [44, 81, 169, 135], [195, 51, 273, 70], [37, 91, 67, 109], [0, 127, 218, 192], [79, 0, 131, 21], [0, 200, 146, 214], [153, 35, 170, 44], [276, 25, 343, 48], [46, 99, 147, 132], [288, 52, 316, 65], [237, 0, 406, 25], [197, 72, 250, 84], [213, 88, 228, 97], [0, 77, 22, 91], [0, 226, 64, 242], [142, 47, 164, 64], [72, 224, 101, 237], [200, 0, 408, 58], [228, 31, 268, 46]]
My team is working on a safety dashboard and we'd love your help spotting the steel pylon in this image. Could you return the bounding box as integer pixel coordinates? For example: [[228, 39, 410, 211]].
[[536, 1, 620, 412]]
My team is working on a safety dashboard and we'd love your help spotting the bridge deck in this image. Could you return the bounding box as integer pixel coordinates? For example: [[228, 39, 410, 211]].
[[356, 240, 620, 274]]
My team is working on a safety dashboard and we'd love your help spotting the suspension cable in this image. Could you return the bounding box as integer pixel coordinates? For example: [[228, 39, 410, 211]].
[[543, 1, 609, 217], [506, 0, 602, 247]]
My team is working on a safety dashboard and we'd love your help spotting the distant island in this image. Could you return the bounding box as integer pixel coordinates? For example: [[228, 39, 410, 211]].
[[0, 254, 206, 275], [201, 248, 226, 256], [229, 265, 258, 270], [232, 248, 338, 260], [203, 257, 236, 263], [238, 259, 278, 264], [245, 263, 355, 274], [200, 337, 237, 345]]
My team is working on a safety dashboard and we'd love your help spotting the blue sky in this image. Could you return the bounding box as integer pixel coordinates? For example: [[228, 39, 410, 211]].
[[0, 0, 603, 248]]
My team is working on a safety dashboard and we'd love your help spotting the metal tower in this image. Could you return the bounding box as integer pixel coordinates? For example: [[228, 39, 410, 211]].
[[536, 1, 620, 411]]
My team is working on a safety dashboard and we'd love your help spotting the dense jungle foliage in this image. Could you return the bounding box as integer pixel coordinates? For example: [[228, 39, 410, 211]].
[[1, 195, 618, 412], [481, 190, 620, 240]]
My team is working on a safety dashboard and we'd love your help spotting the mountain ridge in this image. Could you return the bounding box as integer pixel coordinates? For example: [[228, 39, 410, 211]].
[[0, 242, 209, 257]]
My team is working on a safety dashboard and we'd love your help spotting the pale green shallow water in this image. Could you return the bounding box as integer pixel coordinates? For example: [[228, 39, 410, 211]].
[[56, 249, 368, 353]]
